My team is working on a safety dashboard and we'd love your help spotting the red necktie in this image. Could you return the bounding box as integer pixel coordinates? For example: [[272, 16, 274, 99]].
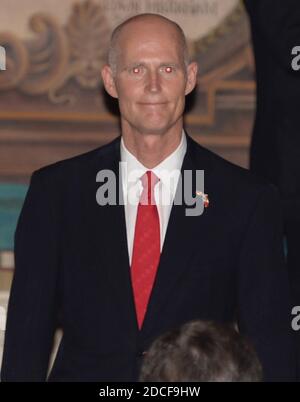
[[131, 171, 161, 330]]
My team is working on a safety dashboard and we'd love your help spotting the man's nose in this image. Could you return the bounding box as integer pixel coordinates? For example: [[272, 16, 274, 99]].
[[145, 71, 161, 93]]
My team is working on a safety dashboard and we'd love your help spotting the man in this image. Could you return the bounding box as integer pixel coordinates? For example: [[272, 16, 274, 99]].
[[244, 0, 300, 378], [140, 320, 263, 382], [1, 14, 296, 381], [244, 0, 300, 308]]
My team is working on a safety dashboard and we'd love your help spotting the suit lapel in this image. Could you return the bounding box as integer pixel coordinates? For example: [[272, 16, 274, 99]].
[[141, 135, 215, 335], [87, 137, 138, 334]]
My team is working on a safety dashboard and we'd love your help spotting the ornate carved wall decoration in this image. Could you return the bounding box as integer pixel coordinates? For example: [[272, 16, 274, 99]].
[[0, 0, 253, 126], [0, 32, 29, 90], [0, 0, 110, 104]]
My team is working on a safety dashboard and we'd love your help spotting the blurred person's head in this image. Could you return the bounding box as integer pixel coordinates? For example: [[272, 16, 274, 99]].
[[140, 320, 263, 382]]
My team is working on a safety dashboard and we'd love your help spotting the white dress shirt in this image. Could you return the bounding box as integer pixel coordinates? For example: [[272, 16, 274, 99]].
[[120, 132, 187, 265]]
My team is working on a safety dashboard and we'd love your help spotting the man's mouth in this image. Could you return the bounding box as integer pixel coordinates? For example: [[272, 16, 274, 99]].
[[139, 102, 167, 106]]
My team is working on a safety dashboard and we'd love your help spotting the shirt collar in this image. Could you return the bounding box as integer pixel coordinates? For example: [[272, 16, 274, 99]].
[[120, 131, 187, 188]]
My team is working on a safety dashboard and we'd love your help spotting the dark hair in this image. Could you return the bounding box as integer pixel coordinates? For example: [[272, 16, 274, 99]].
[[140, 320, 263, 382]]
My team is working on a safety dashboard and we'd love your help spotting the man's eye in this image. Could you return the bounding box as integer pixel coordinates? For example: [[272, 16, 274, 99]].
[[132, 67, 142, 74], [163, 66, 174, 73]]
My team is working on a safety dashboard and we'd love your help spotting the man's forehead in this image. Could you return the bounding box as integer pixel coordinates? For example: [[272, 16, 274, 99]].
[[117, 41, 183, 67], [117, 25, 183, 60], [117, 17, 181, 44], [108, 14, 188, 70]]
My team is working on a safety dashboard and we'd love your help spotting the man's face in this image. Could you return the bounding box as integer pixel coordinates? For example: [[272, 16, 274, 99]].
[[102, 20, 197, 136]]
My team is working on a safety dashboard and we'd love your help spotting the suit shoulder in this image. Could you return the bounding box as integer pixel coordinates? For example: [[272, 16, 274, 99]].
[[32, 136, 120, 180], [190, 137, 277, 195]]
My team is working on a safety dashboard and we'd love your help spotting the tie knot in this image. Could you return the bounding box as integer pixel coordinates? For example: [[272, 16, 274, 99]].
[[140, 171, 159, 204], [141, 170, 159, 190]]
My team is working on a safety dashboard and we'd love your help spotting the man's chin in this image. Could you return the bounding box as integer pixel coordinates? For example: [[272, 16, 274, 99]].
[[135, 118, 175, 135], [136, 125, 172, 136]]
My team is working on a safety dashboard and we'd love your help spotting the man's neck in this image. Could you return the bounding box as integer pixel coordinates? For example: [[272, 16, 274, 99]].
[[121, 127, 183, 169]]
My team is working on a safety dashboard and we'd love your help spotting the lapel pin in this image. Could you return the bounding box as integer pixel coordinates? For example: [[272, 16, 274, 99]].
[[196, 191, 210, 208]]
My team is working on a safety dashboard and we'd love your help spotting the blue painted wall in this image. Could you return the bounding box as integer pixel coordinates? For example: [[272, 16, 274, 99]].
[[0, 184, 28, 251]]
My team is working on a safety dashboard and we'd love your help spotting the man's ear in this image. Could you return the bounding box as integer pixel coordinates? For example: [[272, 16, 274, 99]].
[[101, 65, 118, 99], [185, 62, 198, 95]]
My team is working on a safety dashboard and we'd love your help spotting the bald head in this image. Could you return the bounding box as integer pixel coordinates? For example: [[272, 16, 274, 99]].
[[108, 14, 189, 74], [101, 12, 198, 152]]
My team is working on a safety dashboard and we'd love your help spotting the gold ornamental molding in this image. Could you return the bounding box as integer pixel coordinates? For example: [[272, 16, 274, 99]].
[[0, 111, 116, 123]]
